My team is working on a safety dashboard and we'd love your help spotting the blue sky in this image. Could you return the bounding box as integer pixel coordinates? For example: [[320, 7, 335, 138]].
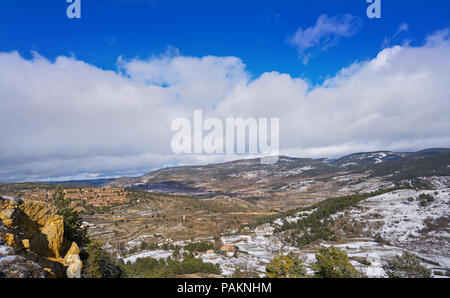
[[1, 1, 450, 181], [1, 0, 449, 83]]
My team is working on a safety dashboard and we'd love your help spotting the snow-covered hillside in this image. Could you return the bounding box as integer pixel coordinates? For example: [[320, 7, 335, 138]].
[[200, 188, 450, 277], [348, 188, 450, 267], [116, 184, 449, 278]]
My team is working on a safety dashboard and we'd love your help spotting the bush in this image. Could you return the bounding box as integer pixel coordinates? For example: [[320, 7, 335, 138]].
[[184, 241, 213, 253], [231, 268, 244, 278], [140, 241, 148, 250], [123, 255, 221, 277], [312, 246, 365, 278], [374, 234, 389, 245], [123, 257, 180, 278], [232, 268, 260, 278], [418, 193, 435, 207], [265, 252, 307, 278], [181, 255, 221, 274], [82, 240, 123, 278], [383, 252, 432, 278]]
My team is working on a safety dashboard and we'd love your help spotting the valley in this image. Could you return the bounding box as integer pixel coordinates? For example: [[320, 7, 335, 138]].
[[1, 148, 449, 277]]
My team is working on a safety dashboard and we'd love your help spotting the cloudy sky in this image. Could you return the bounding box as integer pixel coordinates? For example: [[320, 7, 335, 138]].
[[0, 1, 450, 181]]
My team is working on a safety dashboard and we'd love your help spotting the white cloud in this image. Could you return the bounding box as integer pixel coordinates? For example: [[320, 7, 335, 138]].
[[288, 14, 362, 64], [117, 49, 249, 109], [425, 28, 450, 46], [1, 30, 450, 181], [395, 23, 409, 36], [382, 23, 410, 48]]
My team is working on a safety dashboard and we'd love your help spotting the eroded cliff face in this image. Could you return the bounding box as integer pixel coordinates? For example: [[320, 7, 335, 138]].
[[0, 197, 82, 278]]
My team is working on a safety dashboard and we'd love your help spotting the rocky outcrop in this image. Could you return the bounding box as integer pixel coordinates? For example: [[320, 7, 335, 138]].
[[0, 238, 46, 278], [65, 241, 82, 278], [0, 196, 82, 278], [66, 254, 82, 278]]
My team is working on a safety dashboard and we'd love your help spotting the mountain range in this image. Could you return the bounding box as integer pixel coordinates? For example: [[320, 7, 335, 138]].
[[103, 148, 450, 210]]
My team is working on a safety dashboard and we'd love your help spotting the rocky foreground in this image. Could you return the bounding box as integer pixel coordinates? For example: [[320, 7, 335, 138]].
[[0, 196, 81, 278]]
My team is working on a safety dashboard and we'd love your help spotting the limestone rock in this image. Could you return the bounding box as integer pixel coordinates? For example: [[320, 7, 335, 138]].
[[18, 200, 65, 258], [22, 239, 30, 249], [3, 232, 18, 247], [64, 242, 80, 261], [0, 208, 16, 228], [61, 241, 83, 278], [66, 254, 82, 278]]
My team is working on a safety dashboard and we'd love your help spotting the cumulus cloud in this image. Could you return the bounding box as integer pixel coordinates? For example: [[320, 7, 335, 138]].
[[117, 48, 249, 109], [288, 14, 362, 64], [1, 30, 450, 181]]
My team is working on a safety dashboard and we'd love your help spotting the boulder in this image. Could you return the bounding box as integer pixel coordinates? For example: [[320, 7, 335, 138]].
[[22, 239, 30, 249], [66, 241, 80, 257], [66, 254, 82, 278], [3, 232, 17, 247]]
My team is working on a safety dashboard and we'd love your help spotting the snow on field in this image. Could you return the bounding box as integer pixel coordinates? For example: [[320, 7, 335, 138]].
[[137, 210, 153, 216], [338, 179, 395, 193], [0, 245, 12, 255], [122, 250, 174, 264], [201, 225, 291, 276], [340, 162, 358, 167], [204, 234, 392, 277], [126, 234, 156, 248], [279, 179, 314, 191], [340, 188, 450, 271], [205, 188, 449, 276], [228, 170, 268, 179], [420, 176, 450, 189], [351, 189, 449, 251], [281, 210, 315, 224], [274, 166, 315, 177]]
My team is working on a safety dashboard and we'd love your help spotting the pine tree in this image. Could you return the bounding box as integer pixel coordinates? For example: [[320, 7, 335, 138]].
[[51, 185, 89, 248], [82, 241, 103, 278], [82, 240, 123, 278], [383, 252, 432, 278], [265, 252, 307, 278], [312, 246, 365, 278]]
